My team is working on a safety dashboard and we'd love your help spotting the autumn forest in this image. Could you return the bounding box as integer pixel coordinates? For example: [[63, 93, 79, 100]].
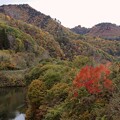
[[0, 4, 120, 120]]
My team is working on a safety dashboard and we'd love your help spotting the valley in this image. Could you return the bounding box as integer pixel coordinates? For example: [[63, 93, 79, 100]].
[[0, 4, 120, 120]]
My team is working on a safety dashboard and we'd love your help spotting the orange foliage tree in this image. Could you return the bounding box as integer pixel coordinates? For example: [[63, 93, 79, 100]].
[[73, 64, 112, 96]]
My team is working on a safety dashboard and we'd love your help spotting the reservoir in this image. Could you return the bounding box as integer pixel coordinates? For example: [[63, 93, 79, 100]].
[[0, 88, 26, 120]]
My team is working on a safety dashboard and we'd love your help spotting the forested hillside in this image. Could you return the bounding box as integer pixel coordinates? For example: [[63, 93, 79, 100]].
[[0, 4, 120, 120]]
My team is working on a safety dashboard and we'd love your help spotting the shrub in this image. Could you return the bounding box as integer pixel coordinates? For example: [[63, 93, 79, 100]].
[[73, 64, 112, 96], [73, 55, 93, 69], [42, 69, 62, 89], [47, 83, 69, 105], [27, 80, 46, 107]]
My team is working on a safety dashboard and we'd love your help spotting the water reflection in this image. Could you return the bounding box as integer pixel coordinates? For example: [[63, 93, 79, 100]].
[[14, 112, 25, 120], [0, 88, 26, 120]]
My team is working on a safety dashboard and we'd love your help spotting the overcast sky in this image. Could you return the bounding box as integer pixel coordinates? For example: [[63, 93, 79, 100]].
[[0, 0, 120, 28]]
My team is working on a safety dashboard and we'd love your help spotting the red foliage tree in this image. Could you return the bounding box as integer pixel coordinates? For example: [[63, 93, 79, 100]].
[[73, 64, 112, 96]]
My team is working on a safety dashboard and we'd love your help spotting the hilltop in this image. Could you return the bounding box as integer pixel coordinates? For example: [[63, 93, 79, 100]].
[[71, 22, 120, 40], [0, 4, 79, 42], [0, 4, 118, 61]]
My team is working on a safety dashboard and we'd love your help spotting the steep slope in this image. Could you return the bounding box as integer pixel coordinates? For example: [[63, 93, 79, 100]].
[[1, 13, 116, 64], [0, 4, 79, 42], [0, 5, 119, 87], [80, 36, 120, 59], [0, 13, 66, 70], [0, 4, 119, 61], [0, 4, 120, 61], [0, 13, 65, 87], [0, 20, 45, 70]]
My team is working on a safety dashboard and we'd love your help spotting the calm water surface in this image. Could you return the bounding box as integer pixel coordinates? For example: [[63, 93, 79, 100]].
[[0, 88, 26, 120]]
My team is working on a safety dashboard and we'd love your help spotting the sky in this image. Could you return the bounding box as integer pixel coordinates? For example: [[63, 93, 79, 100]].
[[0, 0, 120, 28]]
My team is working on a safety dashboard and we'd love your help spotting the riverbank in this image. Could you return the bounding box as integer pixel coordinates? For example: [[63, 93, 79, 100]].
[[0, 69, 27, 87]]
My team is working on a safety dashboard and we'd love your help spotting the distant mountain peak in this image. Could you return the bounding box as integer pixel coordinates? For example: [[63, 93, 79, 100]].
[[0, 4, 42, 14], [72, 22, 120, 40], [0, 4, 47, 26], [88, 22, 120, 39]]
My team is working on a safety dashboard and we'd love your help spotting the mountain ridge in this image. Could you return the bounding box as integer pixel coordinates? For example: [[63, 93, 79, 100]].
[[71, 22, 120, 40], [0, 4, 120, 89], [0, 4, 79, 42], [0, 4, 119, 62]]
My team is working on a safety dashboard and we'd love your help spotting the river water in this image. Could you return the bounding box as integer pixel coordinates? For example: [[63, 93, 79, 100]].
[[0, 88, 26, 120]]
